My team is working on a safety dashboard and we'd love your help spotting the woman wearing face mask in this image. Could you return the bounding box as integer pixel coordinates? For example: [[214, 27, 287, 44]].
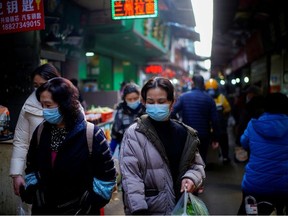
[[109, 83, 146, 155], [10, 63, 60, 197], [119, 77, 206, 215], [22, 77, 116, 215]]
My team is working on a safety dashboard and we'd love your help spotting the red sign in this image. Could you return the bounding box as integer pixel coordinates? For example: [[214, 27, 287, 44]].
[[145, 65, 176, 78], [145, 65, 163, 74], [0, 0, 45, 34]]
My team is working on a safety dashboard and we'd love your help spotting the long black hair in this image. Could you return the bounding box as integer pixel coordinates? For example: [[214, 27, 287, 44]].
[[36, 77, 81, 130], [31, 63, 60, 81]]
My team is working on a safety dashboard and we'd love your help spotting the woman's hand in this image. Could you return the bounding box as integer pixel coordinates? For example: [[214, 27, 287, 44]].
[[180, 178, 195, 193], [12, 175, 25, 196]]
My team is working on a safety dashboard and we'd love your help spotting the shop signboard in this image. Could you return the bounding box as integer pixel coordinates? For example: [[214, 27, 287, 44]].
[[0, 0, 45, 34], [145, 64, 176, 78], [111, 0, 158, 20]]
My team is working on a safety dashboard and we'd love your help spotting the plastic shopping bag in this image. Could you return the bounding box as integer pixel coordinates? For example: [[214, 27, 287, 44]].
[[171, 189, 209, 215], [17, 197, 28, 216]]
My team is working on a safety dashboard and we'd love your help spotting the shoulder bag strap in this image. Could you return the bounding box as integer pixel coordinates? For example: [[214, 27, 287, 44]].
[[86, 121, 94, 155]]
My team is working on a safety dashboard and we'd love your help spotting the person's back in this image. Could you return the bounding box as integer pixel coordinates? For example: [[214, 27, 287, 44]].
[[238, 92, 288, 215], [171, 74, 220, 163], [174, 88, 218, 137]]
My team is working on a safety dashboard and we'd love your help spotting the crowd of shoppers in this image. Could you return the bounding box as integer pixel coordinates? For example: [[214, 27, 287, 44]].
[[8, 64, 288, 215]]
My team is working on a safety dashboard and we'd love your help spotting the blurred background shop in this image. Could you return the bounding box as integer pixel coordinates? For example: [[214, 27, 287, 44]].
[[1, 0, 288, 214]]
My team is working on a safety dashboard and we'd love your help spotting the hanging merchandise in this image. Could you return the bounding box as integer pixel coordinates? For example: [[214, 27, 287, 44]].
[[0, 105, 13, 140]]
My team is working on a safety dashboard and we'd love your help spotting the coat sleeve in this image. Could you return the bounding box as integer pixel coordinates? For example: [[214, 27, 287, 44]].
[[25, 126, 40, 175], [10, 106, 44, 176], [179, 131, 205, 189], [182, 151, 206, 189], [119, 126, 148, 213], [240, 121, 251, 150], [10, 108, 30, 176], [89, 126, 116, 208], [111, 109, 124, 142]]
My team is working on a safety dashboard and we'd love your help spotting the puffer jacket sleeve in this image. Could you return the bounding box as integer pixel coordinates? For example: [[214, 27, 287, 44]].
[[182, 151, 205, 189], [119, 124, 148, 214], [240, 120, 251, 150], [10, 110, 43, 176], [10, 108, 31, 176], [88, 126, 116, 209], [10, 92, 43, 176], [179, 126, 205, 190]]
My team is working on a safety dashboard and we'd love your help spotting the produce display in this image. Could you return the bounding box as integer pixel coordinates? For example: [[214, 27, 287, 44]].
[[85, 106, 114, 123]]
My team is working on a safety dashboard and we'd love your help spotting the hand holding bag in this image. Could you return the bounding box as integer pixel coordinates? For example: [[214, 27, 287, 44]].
[[171, 189, 209, 215]]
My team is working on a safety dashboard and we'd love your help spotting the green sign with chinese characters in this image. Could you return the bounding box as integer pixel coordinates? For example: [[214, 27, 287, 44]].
[[111, 0, 158, 20]]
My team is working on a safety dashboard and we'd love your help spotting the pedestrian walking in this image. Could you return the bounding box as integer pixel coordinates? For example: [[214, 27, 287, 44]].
[[171, 74, 220, 164], [109, 83, 146, 156], [237, 92, 288, 215], [119, 76, 205, 215], [205, 78, 232, 163], [21, 77, 116, 215], [10, 63, 60, 196]]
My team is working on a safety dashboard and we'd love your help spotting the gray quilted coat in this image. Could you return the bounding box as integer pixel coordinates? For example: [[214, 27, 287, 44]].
[[119, 115, 205, 215]]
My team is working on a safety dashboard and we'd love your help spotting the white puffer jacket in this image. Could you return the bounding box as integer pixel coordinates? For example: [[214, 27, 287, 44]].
[[10, 91, 43, 176]]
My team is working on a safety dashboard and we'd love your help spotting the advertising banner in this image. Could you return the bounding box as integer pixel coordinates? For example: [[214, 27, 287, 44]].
[[111, 0, 158, 20], [0, 0, 45, 34]]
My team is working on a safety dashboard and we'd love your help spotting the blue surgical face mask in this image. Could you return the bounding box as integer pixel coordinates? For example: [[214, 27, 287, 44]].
[[126, 100, 140, 110], [146, 104, 170, 121], [43, 107, 63, 124]]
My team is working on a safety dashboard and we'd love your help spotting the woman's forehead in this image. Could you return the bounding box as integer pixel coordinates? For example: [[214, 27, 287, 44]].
[[146, 87, 167, 99], [40, 91, 53, 102]]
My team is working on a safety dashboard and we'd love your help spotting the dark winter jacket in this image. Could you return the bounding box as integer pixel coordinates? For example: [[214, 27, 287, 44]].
[[171, 88, 220, 141], [241, 113, 288, 196], [111, 101, 146, 143], [25, 114, 116, 215]]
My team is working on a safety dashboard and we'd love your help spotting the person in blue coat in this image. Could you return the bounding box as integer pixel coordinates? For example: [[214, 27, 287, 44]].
[[171, 74, 220, 164], [237, 92, 288, 215]]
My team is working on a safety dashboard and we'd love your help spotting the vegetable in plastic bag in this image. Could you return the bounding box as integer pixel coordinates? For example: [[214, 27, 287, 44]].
[[171, 189, 209, 215]]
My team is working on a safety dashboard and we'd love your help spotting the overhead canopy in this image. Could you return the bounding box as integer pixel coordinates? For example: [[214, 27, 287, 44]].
[[181, 47, 210, 61], [167, 23, 200, 41]]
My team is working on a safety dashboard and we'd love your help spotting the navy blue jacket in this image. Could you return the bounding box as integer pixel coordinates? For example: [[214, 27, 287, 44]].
[[25, 114, 116, 214], [171, 88, 220, 141]]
